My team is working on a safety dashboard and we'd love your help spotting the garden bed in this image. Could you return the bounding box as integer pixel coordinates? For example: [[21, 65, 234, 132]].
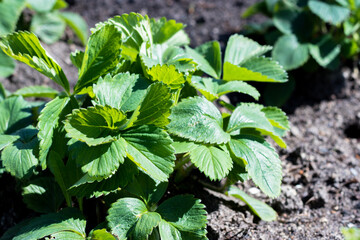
[[1, 0, 359, 239]]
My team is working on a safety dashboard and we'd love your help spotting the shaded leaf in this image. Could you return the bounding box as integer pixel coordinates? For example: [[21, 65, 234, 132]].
[[0, 0, 26, 35], [30, 12, 66, 44], [309, 35, 340, 69], [27, 0, 56, 12], [0, 134, 19, 151], [58, 11, 89, 46], [13, 85, 59, 98], [308, 0, 350, 25], [0, 51, 15, 78]]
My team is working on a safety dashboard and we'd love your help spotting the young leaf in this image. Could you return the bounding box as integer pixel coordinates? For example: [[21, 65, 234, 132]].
[[272, 34, 310, 70], [133, 82, 173, 127], [68, 137, 127, 178], [224, 34, 272, 66], [1, 127, 39, 179], [89, 229, 116, 240], [189, 144, 233, 181], [168, 97, 230, 145], [156, 195, 208, 239], [309, 35, 340, 69], [74, 24, 122, 93], [0, 96, 32, 134], [107, 198, 161, 240], [261, 106, 290, 136], [0, 208, 86, 240], [30, 12, 66, 44], [150, 17, 185, 44], [92, 73, 138, 109], [185, 41, 222, 79], [0, 0, 26, 35], [0, 31, 70, 93], [37, 96, 75, 168], [64, 105, 127, 146], [58, 11, 89, 46], [223, 58, 288, 83], [13, 85, 59, 99], [146, 64, 186, 89], [123, 125, 175, 182], [22, 176, 64, 213], [0, 51, 15, 78], [190, 76, 219, 101], [227, 186, 277, 221], [229, 135, 282, 198], [308, 0, 350, 25]]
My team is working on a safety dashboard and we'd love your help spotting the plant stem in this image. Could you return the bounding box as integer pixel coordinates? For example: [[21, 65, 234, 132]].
[[174, 153, 190, 170], [78, 197, 84, 212]]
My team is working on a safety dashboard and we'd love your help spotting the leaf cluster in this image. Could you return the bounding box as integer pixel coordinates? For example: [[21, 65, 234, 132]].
[[0, 12, 290, 239], [243, 0, 360, 71]]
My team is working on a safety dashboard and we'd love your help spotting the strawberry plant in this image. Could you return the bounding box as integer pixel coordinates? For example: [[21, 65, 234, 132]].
[[0, 0, 88, 78], [243, 0, 360, 71], [0, 12, 289, 239]]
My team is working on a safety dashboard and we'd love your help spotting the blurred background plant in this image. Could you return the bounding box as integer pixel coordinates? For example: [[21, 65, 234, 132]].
[[0, 0, 88, 78]]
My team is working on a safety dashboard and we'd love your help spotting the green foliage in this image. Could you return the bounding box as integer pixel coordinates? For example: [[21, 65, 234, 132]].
[[243, 0, 360, 71], [0, 12, 290, 239], [341, 227, 360, 240], [0, 0, 88, 77]]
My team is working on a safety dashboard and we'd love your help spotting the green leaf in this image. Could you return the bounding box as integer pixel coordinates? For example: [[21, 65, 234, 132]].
[[223, 58, 288, 83], [27, 0, 56, 12], [1, 127, 39, 179], [125, 171, 167, 205], [0, 31, 70, 93], [69, 137, 127, 178], [30, 12, 66, 44], [0, 50, 15, 78], [0, 82, 6, 101], [141, 44, 197, 74], [272, 34, 309, 70], [146, 64, 185, 89], [52, 0, 68, 10], [189, 144, 233, 180], [37, 96, 74, 168], [64, 105, 127, 146], [74, 24, 122, 93], [341, 227, 360, 240], [0, 208, 86, 240], [13, 85, 59, 98], [273, 9, 299, 35], [185, 41, 221, 79], [217, 81, 260, 100], [90, 229, 116, 240], [227, 186, 277, 221], [309, 35, 340, 69], [308, 0, 350, 25], [0, 134, 19, 151], [107, 197, 161, 240], [133, 82, 173, 127], [22, 176, 64, 213], [58, 11, 89, 46], [168, 97, 230, 145], [150, 17, 185, 44], [70, 50, 84, 69], [0, 96, 32, 134], [0, 0, 26, 35], [242, 1, 268, 18], [229, 135, 282, 198], [190, 76, 219, 101], [224, 34, 272, 66], [68, 158, 138, 198], [123, 125, 175, 182], [227, 103, 274, 135], [157, 195, 207, 239], [92, 73, 138, 109], [261, 106, 289, 136]]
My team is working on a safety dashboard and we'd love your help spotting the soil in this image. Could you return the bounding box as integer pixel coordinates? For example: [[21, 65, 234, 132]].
[[1, 0, 360, 239]]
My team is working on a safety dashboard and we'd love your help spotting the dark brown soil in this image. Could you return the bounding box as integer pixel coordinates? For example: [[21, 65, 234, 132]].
[[1, 0, 360, 239]]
